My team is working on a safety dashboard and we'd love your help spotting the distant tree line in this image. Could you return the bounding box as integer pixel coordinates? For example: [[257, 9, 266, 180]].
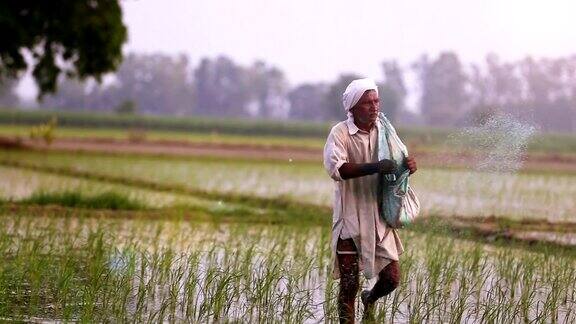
[[414, 52, 576, 132], [1, 51, 576, 132]]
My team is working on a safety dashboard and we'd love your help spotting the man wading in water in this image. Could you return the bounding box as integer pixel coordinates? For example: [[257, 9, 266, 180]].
[[323, 78, 417, 323]]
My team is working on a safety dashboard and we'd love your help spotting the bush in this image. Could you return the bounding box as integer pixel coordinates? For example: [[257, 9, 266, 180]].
[[21, 191, 145, 210], [114, 100, 137, 115], [29, 116, 58, 145]]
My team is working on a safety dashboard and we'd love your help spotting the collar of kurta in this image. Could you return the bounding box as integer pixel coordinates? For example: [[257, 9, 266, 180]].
[[346, 116, 379, 135]]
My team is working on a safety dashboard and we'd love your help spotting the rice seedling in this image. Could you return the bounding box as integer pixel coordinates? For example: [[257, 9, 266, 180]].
[[0, 210, 573, 322], [0, 141, 574, 322]]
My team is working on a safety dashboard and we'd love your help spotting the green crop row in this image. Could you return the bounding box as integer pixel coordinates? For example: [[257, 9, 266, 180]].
[[0, 108, 332, 138], [2, 108, 576, 153]]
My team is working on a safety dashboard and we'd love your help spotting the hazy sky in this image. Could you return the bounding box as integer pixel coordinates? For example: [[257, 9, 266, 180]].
[[121, 0, 576, 83], [17, 0, 576, 98]]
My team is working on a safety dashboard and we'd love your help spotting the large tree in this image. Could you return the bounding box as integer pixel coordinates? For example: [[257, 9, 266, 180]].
[[0, 1, 127, 97]]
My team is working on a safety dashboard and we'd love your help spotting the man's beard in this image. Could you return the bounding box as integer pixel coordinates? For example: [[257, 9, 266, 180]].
[[356, 114, 376, 125]]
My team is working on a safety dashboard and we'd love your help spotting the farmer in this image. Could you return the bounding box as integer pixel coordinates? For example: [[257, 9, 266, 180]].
[[323, 78, 417, 323]]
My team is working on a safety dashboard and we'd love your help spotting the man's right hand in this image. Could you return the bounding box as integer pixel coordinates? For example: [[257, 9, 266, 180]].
[[339, 159, 398, 180], [377, 159, 398, 174]]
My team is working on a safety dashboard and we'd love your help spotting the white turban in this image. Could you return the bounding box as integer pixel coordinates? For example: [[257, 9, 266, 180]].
[[342, 78, 379, 113]]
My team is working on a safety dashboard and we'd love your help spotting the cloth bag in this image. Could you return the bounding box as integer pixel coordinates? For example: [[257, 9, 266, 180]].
[[377, 112, 420, 228]]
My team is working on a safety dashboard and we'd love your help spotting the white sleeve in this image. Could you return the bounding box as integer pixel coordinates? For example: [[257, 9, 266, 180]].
[[323, 128, 348, 181]]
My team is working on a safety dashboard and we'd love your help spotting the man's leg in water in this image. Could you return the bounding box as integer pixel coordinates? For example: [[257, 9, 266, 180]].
[[362, 260, 401, 305], [337, 238, 360, 324]]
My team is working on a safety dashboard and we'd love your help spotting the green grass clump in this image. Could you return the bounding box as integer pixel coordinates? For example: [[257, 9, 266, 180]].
[[21, 191, 145, 210]]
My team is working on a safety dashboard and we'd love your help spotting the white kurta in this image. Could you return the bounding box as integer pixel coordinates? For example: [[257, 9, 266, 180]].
[[323, 117, 404, 279]]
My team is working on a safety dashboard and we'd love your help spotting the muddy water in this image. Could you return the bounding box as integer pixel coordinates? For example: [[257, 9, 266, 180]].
[[1, 214, 574, 323]]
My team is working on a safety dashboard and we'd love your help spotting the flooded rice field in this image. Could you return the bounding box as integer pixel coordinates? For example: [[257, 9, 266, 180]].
[[1, 145, 574, 322], [1, 150, 575, 221], [0, 214, 574, 322]]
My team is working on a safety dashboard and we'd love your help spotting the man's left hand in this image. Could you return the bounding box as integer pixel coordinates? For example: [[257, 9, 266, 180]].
[[405, 156, 417, 175]]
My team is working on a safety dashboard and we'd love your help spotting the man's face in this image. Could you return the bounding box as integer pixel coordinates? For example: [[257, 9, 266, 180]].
[[351, 90, 379, 125]]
